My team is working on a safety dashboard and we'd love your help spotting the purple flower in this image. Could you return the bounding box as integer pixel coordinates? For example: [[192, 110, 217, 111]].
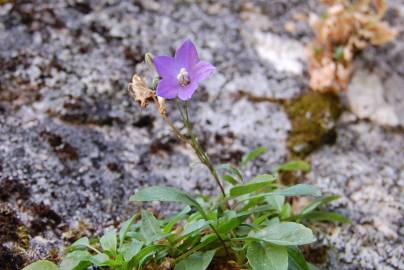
[[154, 40, 216, 100]]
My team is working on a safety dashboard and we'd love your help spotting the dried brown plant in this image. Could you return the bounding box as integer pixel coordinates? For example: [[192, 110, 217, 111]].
[[308, 0, 397, 92]]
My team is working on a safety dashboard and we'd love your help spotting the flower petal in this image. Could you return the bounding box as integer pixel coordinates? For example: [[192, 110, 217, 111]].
[[156, 78, 179, 99], [175, 40, 199, 70], [191, 60, 216, 83], [178, 82, 198, 101], [154, 56, 178, 78]]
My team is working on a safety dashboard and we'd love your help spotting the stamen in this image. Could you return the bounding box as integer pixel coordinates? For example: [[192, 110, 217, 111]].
[[177, 67, 190, 86]]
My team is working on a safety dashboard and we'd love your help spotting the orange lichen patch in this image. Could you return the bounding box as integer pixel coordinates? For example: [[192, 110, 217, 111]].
[[308, 0, 397, 92]]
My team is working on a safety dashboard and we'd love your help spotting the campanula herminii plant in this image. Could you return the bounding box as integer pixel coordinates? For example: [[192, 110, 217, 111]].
[[24, 40, 348, 270]]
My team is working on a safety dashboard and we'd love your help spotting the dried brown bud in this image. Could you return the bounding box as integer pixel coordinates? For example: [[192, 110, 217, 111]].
[[157, 97, 167, 116], [128, 74, 155, 108]]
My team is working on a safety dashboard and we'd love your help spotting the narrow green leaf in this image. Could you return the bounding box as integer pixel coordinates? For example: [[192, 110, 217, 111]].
[[163, 206, 191, 233], [132, 245, 166, 268], [271, 184, 321, 197], [241, 184, 321, 202], [119, 215, 136, 246], [140, 210, 162, 244], [174, 250, 215, 270], [100, 231, 117, 254], [249, 222, 315, 246], [276, 161, 311, 172], [241, 147, 268, 165], [23, 260, 59, 270], [300, 195, 340, 216], [223, 174, 239, 185], [247, 242, 288, 270], [130, 186, 208, 221], [60, 250, 91, 270], [217, 163, 243, 181], [287, 246, 310, 270], [230, 174, 276, 197], [131, 186, 200, 210], [300, 211, 351, 223]]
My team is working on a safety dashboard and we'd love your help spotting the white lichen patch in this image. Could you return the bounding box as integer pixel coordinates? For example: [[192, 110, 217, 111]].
[[251, 31, 306, 75]]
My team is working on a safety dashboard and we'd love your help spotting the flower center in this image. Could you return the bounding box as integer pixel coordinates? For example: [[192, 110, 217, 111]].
[[177, 67, 190, 86]]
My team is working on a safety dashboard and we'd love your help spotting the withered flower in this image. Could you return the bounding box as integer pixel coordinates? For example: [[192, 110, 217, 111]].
[[128, 74, 155, 108]]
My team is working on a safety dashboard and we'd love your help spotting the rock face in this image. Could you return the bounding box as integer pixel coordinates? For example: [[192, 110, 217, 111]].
[[0, 1, 403, 269], [348, 70, 404, 127]]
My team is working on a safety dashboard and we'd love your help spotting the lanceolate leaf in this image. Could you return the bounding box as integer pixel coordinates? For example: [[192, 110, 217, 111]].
[[244, 184, 321, 201], [300, 195, 341, 216], [287, 246, 310, 270], [241, 146, 268, 165], [131, 186, 200, 210], [275, 160, 311, 172], [174, 250, 216, 270], [230, 174, 276, 197], [247, 242, 288, 270], [130, 186, 208, 220], [23, 261, 59, 270], [249, 222, 315, 246], [119, 215, 136, 246], [299, 211, 351, 223]]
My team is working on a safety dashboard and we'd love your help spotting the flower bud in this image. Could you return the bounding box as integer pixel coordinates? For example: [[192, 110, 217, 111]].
[[145, 52, 157, 74]]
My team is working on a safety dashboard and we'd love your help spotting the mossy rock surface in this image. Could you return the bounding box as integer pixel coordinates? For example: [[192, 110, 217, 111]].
[[284, 92, 342, 157]]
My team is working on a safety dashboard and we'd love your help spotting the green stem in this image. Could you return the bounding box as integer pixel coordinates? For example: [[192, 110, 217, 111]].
[[178, 101, 227, 198]]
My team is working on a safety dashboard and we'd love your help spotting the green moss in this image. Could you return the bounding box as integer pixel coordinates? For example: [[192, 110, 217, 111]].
[[284, 92, 342, 157]]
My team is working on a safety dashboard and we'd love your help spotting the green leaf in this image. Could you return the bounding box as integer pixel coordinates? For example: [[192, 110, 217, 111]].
[[140, 210, 162, 244], [23, 260, 59, 270], [70, 237, 90, 250], [230, 174, 276, 197], [132, 245, 166, 267], [265, 195, 285, 212], [241, 147, 268, 165], [271, 184, 321, 197], [181, 220, 208, 237], [89, 253, 110, 266], [119, 215, 136, 246], [299, 211, 351, 223], [130, 186, 207, 220], [243, 184, 321, 202], [174, 250, 215, 270], [249, 222, 315, 246], [131, 186, 200, 210], [223, 174, 239, 185], [276, 161, 311, 172], [287, 246, 310, 270], [218, 217, 243, 234], [247, 242, 288, 270], [300, 195, 340, 216], [163, 206, 191, 233], [119, 240, 143, 261], [60, 250, 91, 270], [217, 163, 243, 181], [280, 203, 292, 219], [100, 231, 117, 254]]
